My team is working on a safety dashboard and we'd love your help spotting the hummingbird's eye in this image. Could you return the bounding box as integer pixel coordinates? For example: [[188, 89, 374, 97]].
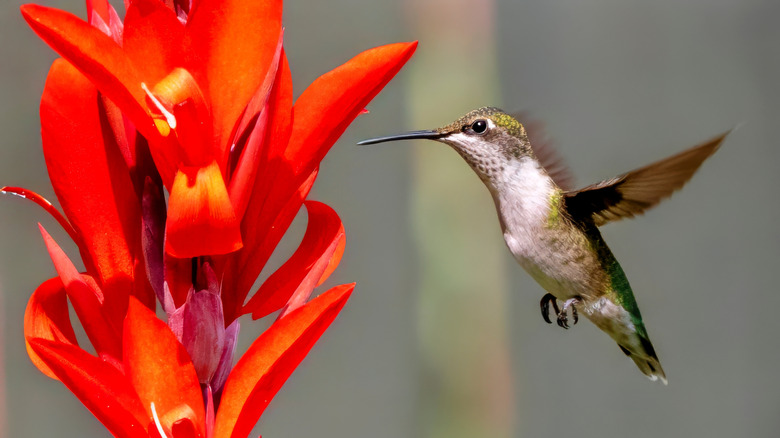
[[471, 119, 488, 134]]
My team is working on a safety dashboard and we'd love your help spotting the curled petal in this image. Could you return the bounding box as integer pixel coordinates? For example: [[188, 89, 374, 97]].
[[123, 297, 205, 436], [0, 186, 79, 247], [24, 277, 78, 380], [27, 338, 148, 438], [40, 225, 122, 359], [226, 169, 316, 323], [245, 201, 346, 319], [214, 284, 354, 438], [166, 161, 242, 257]]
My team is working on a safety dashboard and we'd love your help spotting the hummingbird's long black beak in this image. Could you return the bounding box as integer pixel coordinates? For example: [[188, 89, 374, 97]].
[[357, 130, 443, 145]]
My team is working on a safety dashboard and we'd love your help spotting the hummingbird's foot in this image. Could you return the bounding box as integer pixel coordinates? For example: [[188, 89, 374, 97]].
[[540, 293, 560, 324], [556, 297, 582, 329]]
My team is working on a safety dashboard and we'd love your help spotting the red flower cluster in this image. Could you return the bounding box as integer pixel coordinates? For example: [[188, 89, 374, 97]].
[[6, 0, 416, 436]]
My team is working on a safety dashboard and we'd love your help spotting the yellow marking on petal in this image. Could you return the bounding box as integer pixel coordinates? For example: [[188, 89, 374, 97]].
[[153, 118, 172, 137], [142, 82, 177, 129]]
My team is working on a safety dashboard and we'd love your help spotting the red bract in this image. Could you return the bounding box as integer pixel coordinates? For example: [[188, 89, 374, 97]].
[[10, 0, 416, 435]]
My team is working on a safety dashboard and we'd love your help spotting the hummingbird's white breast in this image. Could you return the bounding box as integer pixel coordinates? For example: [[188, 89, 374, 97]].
[[488, 156, 556, 250], [490, 157, 599, 300]]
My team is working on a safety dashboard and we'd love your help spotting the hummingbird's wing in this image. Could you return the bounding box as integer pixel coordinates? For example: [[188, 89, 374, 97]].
[[516, 113, 575, 190], [563, 131, 728, 226]]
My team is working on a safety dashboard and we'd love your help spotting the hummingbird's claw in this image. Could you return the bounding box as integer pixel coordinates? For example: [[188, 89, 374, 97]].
[[540, 293, 560, 324], [557, 311, 569, 329], [557, 297, 582, 329], [571, 304, 579, 325], [541, 294, 581, 329]]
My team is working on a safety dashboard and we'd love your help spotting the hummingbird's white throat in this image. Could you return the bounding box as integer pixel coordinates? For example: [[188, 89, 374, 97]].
[[490, 156, 556, 239]]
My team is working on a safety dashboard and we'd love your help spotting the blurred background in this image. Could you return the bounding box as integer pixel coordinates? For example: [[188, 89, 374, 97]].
[[1, 0, 779, 437]]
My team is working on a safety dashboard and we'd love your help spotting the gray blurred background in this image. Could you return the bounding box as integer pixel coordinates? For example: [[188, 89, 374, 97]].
[[2, 0, 779, 437]]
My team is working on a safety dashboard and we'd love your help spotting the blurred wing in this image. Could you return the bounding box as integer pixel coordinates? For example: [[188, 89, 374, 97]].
[[516, 113, 575, 190], [564, 131, 728, 226]]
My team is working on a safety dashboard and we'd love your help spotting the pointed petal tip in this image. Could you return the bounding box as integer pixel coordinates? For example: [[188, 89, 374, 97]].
[[19, 3, 41, 19], [214, 282, 354, 438]]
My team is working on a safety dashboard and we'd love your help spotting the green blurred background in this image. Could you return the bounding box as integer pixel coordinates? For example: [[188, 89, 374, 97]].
[[1, 0, 779, 437]]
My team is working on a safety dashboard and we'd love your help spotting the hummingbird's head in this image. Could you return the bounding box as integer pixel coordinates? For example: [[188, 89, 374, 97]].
[[358, 107, 534, 183]]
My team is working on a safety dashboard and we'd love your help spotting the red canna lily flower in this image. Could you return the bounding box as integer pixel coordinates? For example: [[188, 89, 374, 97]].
[[8, 0, 416, 435]]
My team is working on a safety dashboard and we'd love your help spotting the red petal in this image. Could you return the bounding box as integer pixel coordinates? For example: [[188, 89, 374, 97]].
[[24, 277, 78, 380], [124, 297, 206, 435], [214, 284, 354, 438], [222, 53, 293, 317], [27, 338, 148, 438], [165, 161, 243, 257], [226, 41, 285, 220], [182, 0, 283, 157], [244, 201, 346, 319], [40, 225, 123, 360], [40, 59, 154, 312], [285, 42, 417, 179], [86, 0, 111, 25], [164, 254, 194, 309], [97, 95, 138, 179], [171, 419, 200, 438], [21, 4, 157, 140], [0, 186, 80, 247], [123, 0, 184, 87]]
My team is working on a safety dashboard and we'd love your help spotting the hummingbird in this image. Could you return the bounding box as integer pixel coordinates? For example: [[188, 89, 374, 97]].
[[359, 107, 727, 384]]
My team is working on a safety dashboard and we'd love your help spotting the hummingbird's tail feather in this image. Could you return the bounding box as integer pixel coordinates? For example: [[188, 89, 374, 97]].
[[583, 295, 667, 384], [618, 336, 667, 385]]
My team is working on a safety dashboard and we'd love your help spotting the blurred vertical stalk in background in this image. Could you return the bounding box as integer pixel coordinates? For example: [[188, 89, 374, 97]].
[[403, 1, 516, 437]]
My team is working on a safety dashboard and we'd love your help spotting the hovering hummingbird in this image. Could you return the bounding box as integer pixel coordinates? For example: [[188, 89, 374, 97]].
[[359, 107, 727, 384]]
